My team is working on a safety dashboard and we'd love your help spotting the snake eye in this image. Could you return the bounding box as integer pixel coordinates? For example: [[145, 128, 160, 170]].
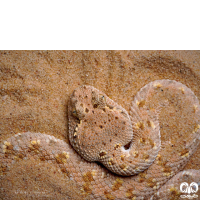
[[101, 95, 106, 103], [72, 109, 78, 118], [98, 95, 105, 102]]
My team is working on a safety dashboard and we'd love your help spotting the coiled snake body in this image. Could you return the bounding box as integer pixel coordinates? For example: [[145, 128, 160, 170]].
[[1, 80, 200, 199]]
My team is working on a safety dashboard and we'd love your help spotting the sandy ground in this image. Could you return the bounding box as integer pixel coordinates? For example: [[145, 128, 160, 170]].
[[0, 50, 200, 199]]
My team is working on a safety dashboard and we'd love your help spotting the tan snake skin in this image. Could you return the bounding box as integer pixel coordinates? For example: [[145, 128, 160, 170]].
[[1, 79, 200, 199]]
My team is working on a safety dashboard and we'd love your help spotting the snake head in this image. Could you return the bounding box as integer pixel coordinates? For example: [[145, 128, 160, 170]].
[[71, 98, 85, 120], [91, 91, 107, 109]]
